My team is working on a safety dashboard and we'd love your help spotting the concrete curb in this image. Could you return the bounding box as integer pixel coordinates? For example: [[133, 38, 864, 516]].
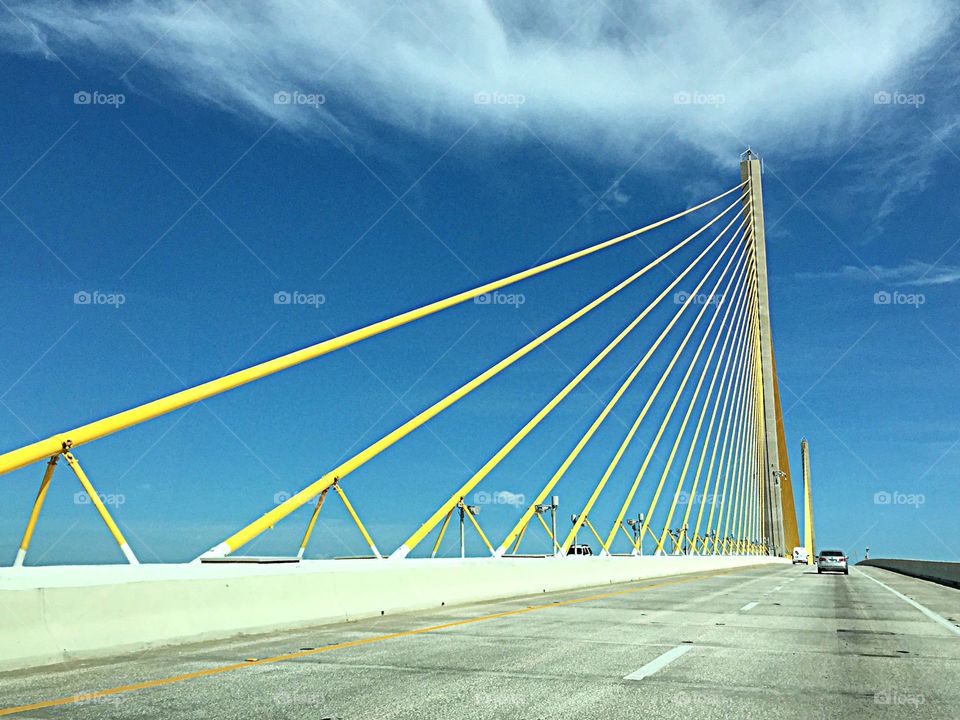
[[858, 558, 960, 590], [0, 555, 786, 671]]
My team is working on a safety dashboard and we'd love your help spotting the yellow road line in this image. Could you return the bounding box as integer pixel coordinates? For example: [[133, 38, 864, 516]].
[[0, 565, 763, 716]]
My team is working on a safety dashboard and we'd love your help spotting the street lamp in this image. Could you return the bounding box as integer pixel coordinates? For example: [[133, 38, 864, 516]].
[[627, 513, 645, 555], [458, 502, 481, 559], [535, 495, 560, 556]]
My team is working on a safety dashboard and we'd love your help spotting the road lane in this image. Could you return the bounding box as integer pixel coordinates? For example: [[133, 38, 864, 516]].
[[0, 563, 956, 719]]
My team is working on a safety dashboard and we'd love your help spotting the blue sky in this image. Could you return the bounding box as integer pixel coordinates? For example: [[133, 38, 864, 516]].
[[1, 1, 959, 564]]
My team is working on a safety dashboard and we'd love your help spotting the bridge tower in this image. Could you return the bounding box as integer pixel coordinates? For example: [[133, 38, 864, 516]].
[[740, 150, 798, 556]]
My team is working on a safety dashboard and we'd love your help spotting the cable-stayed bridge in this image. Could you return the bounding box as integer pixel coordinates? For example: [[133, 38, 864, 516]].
[[1, 152, 958, 720], [2, 150, 799, 566]]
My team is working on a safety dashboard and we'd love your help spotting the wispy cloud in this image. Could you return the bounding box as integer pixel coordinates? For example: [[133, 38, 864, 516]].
[[797, 260, 960, 286], [1, 0, 955, 165]]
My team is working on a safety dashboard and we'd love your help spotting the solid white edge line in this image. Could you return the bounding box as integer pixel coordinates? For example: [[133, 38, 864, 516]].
[[624, 644, 693, 681], [740, 601, 758, 611], [856, 568, 960, 636]]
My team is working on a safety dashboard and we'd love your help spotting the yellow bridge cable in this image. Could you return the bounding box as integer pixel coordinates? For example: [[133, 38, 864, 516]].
[[701, 297, 757, 552], [652, 252, 754, 554], [686, 270, 756, 551], [394, 197, 750, 558], [602, 235, 750, 554], [719, 296, 759, 550], [552, 217, 750, 555], [494, 207, 741, 556], [643, 250, 753, 554], [0, 183, 747, 478], [201, 194, 749, 558], [681, 266, 755, 550]]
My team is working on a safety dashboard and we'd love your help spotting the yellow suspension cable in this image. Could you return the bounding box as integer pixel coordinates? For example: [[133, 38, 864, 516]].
[[726, 281, 763, 552], [719, 336, 755, 551], [653, 254, 754, 554], [561, 219, 750, 555], [0, 184, 746, 479], [395, 195, 750, 558], [682, 266, 755, 549], [703, 298, 757, 552], [493, 204, 750, 557], [599, 229, 752, 553], [687, 269, 756, 550], [625, 248, 751, 554], [202, 194, 751, 559]]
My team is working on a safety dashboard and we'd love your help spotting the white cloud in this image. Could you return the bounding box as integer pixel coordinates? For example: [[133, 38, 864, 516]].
[[2, 0, 956, 165], [798, 260, 960, 286]]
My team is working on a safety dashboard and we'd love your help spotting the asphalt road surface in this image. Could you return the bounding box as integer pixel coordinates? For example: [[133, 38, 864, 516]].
[[1, 563, 958, 719]]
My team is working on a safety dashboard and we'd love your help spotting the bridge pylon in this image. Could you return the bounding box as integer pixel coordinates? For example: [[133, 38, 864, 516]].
[[739, 150, 798, 556]]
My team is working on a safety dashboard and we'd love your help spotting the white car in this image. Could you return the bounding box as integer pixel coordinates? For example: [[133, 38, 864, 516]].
[[792, 547, 808, 564]]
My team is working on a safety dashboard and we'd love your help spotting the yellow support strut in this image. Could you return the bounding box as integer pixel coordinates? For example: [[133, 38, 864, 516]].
[[62, 452, 138, 565], [13, 455, 59, 567]]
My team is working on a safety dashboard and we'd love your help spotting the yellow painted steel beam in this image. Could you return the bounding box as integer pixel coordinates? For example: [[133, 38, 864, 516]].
[[297, 488, 329, 560], [333, 483, 382, 559], [534, 512, 559, 552], [463, 505, 495, 556], [495, 208, 748, 558], [511, 520, 529, 555], [582, 518, 605, 548], [62, 452, 138, 565], [430, 508, 454, 558], [597, 228, 751, 554], [203, 195, 750, 560], [394, 196, 749, 559], [651, 252, 753, 554], [0, 184, 746, 479], [13, 455, 59, 567]]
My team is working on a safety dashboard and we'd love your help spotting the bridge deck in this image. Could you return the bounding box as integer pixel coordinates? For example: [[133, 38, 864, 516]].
[[1, 564, 958, 719]]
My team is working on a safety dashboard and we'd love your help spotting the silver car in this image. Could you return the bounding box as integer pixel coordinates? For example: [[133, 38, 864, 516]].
[[817, 549, 849, 575]]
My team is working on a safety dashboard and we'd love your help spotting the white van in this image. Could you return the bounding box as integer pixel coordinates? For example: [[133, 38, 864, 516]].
[[792, 547, 808, 564]]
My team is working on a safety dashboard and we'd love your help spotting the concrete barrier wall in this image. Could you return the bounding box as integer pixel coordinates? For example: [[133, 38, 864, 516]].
[[858, 558, 960, 590], [0, 555, 785, 671]]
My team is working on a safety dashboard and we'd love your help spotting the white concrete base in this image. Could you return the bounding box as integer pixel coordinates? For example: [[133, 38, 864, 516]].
[[0, 555, 786, 671]]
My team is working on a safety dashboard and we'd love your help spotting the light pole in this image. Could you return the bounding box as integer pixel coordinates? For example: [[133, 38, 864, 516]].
[[570, 513, 579, 552], [551, 496, 559, 555], [627, 513, 645, 555], [458, 502, 481, 559]]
